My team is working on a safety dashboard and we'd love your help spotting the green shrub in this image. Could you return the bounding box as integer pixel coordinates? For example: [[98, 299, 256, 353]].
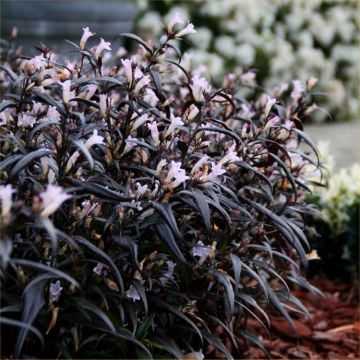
[[307, 143, 359, 278]]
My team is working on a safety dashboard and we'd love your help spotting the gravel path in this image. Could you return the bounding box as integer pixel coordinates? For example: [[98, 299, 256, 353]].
[[304, 121, 360, 169]]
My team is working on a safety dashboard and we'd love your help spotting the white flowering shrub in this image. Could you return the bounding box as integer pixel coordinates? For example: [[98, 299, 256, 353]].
[[307, 143, 360, 276], [1, 16, 322, 359], [136, 0, 359, 122]]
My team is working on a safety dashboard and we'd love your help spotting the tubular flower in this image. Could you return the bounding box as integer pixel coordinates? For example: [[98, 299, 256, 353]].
[[264, 115, 281, 131], [165, 115, 184, 138], [17, 114, 36, 128], [121, 59, 133, 84], [80, 26, 95, 50], [49, 281, 63, 304], [191, 241, 211, 258], [165, 161, 189, 189], [201, 162, 226, 183], [191, 155, 209, 175], [131, 113, 150, 131], [40, 185, 71, 217], [95, 38, 112, 60], [264, 96, 277, 117], [60, 80, 75, 104], [46, 106, 61, 122], [126, 285, 140, 302], [85, 130, 104, 149], [148, 121, 160, 146], [175, 22, 196, 38], [167, 12, 184, 32], [219, 142, 241, 165], [291, 80, 304, 101], [134, 75, 151, 94], [190, 75, 210, 102], [0, 184, 15, 217], [99, 94, 107, 117], [135, 182, 149, 197]]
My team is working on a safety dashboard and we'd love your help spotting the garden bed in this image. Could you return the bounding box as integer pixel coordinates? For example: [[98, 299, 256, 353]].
[[244, 276, 359, 359]]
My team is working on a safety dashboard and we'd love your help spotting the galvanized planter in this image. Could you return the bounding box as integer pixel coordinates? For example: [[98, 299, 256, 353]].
[[1, 0, 136, 55]]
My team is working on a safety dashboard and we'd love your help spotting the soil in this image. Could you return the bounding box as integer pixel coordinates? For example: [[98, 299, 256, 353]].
[[243, 275, 360, 359]]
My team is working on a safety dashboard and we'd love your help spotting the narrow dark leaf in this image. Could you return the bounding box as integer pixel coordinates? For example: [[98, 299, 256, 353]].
[[118, 33, 153, 53], [9, 149, 52, 179], [149, 297, 202, 343], [152, 202, 182, 239], [192, 188, 211, 231], [154, 222, 187, 264], [74, 236, 124, 293]]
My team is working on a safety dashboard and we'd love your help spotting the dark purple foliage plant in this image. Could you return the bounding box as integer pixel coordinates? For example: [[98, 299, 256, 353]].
[[0, 16, 322, 359]]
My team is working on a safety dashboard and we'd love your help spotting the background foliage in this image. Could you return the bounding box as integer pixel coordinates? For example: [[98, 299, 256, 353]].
[[136, 0, 360, 123]]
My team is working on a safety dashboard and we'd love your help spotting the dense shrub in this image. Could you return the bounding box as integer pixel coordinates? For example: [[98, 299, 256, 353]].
[[136, 0, 359, 123], [307, 143, 359, 278], [1, 16, 321, 359]]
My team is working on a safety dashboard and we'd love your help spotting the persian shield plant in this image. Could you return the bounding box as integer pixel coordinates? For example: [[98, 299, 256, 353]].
[[1, 15, 322, 359]]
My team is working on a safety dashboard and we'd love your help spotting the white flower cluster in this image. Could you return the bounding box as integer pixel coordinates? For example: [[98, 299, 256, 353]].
[[136, 0, 359, 122], [310, 141, 360, 235]]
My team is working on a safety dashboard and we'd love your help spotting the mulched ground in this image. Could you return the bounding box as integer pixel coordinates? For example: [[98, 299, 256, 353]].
[[244, 275, 359, 359]]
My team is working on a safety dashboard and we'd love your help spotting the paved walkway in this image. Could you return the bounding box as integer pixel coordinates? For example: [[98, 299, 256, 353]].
[[304, 121, 359, 169]]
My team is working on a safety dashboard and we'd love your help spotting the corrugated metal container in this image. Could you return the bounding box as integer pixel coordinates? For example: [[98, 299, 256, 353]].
[[1, 0, 136, 55]]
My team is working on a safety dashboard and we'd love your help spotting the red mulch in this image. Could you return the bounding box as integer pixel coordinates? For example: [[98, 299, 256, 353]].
[[243, 276, 360, 359]]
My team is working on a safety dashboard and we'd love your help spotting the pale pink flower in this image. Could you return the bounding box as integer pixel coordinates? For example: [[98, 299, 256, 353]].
[[165, 161, 189, 189], [95, 38, 112, 59], [46, 106, 61, 122], [40, 185, 71, 217], [134, 67, 144, 80], [191, 241, 210, 258], [240, 104, 255, 119], [131, 113, 149, 132], [99, 94, 107, 117], [264, 115, 281, 131], [0, 184, 15, 216], [121, 59, 133, 84], [291, 80, 304, 101], [167, 12, 184, 32], [134, 75, 151, 94], [27, 55, 46, 71], [49, 280, 63, 303], [165, 115, 184, 138], [219, 143, 241, 165], [191, 155, 209, 175], [80, 26, 95, 50], [240, 71, 256, 82], [93, 263, 104, 275], [144, 89, 159, 106], [126, 284, 140, 302], [32, 101, 45, 114], [273, 82, 289, 97], [175, 23, 196, 38], [264, 96, 277, 117], [191, 75, 210, 102], [135, 182, 149, 197], [185, 105, 199, 121], [65, 151, 80, 173], [85, 130, 104, 149], [60, 80, 76, 104], [202, 162, 226, 182], [18, 113, 36, 128], [307, 76, 318, 91]]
